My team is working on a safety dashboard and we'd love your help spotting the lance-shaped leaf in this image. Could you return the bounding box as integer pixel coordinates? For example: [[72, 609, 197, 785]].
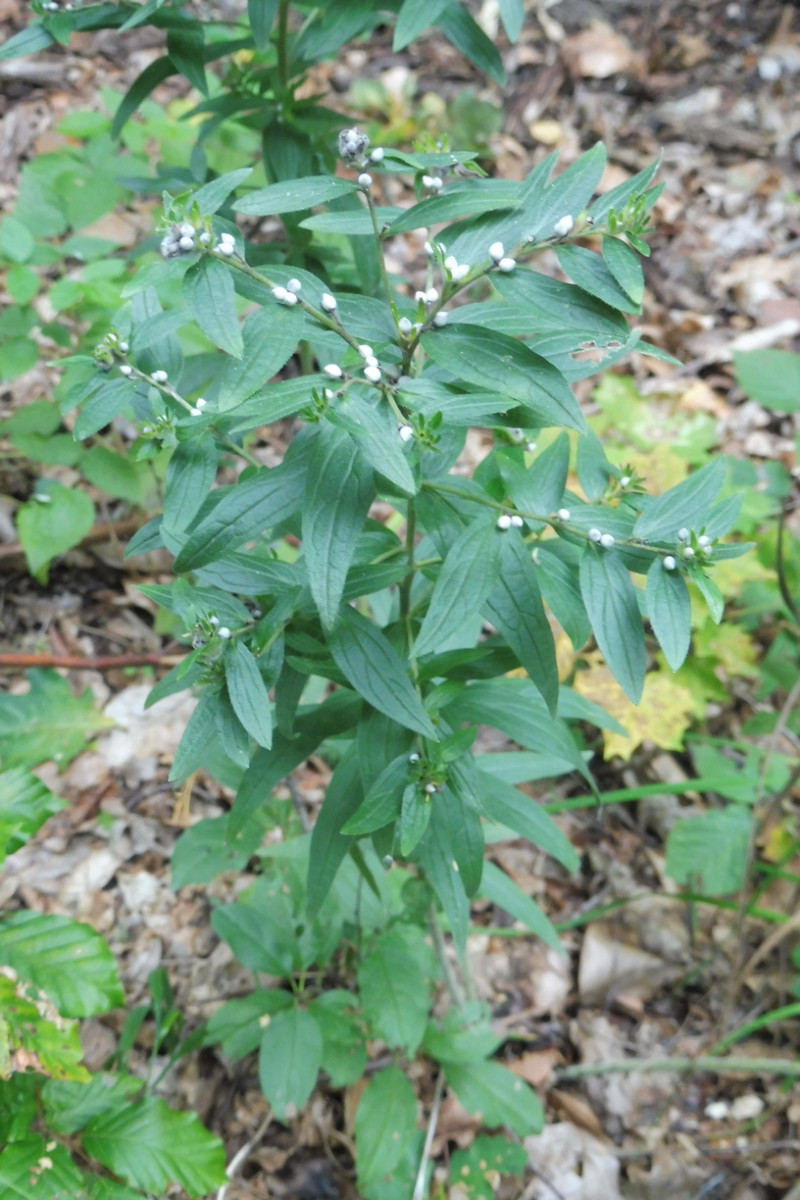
[[224, 640, 273, 748], [646, 559, 691, 670], [483, 531, 559, 714], [302, 424, 374, 629], [579, 544, 646, 703], [394, 0, 448, 48], [234, 175, 360, 216], [307, 749, 363, 914], [183, 256, 242, 358], [327, 392, 416, 497], [413, 811, 470, 951], [634, 458, 725, 542], [415, 515, 500, 658], [475, 769, 578, 871], [358, 926, 434, 1053], [329, 607, 437, 739], [446, 1060, 543, 1137], [480, 860, 562, 952], [217, 303, 303, 410]]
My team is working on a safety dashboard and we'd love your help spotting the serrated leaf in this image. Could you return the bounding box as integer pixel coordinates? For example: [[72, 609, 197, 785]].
[[480, 861, 562, 951], [329, 607, 437, 739], [83, 1097, 226, 1197], [579, 545, 645, 703], [451, 1135, 528, 1199], [358, 926, 434, 1053], [446, 1060, 543, 1137], [224, 640, 273, 748], [17, 480, 94, 583], [394, 0, 448, 48], [416, 515, 500, 658], [0, 1137, 84, 1200], [0, 767, 66, 865], [0, 975, 89, 1082], [41, 1074, 143, 1136], [646, 559, 691, 670], [0, 912, 123, 1017], [184, 255, 243, 357], [0, 669, 112, 771], [234, 175, 359, 216], [354, 1066, 418, 1189], [303, 424, 374, 629], [666, 807, 752, 895], [259, 1007, 322, 1121], [634, 458, 725, 542]]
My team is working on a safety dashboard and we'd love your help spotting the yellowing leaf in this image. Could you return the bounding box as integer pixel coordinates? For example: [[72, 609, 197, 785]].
[[574, 655, 695, 761], [693, 620, 758, 678]]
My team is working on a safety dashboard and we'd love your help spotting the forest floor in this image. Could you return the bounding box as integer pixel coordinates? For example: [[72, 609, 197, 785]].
[[1, 0, 800, 1197]]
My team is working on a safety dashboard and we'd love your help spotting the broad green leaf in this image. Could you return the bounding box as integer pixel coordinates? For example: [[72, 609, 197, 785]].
[[416, 515, 500, 658], [342, 753, 409, 835], [111, 57, 175, 138], [0, 975, 89, 1082], [204, 989, 293, 1059], [666, 807, 752, 895], [0, 912, 123, 1017], [224, 640, 273, 748], [82, 446, 146, 505], [450, 1135, 528, 1199], [166, 23, 207, 94], [17, 480, 95, 584], [480, 861, 562, 951], [309, 990, 367, 1087], [0, 767, 66, 865], [436, 782, 484, 896], [162, 434, 219, 536], [259, 1007, 323, 1120], [42, 1074, 143, 1135], [168, 690, 225, 784], [0, 669, 112, 771], [217, 302, 303, 410], [575, 430, 615, 502], [303, 424, 374, 629], [446, 1060, 543, 1136], [634, 458, 725, 542], [437, 0, 505, 84], [394, 0, 448, 49], [579, 545, 646, 703], [212, 894, 295, 977], [483, 531, 559, 713], [71, 377, 134, 439], [83, 1097, 226, 1197], [398, 783, 432, 856], [602, 235, 644, 304], [387, 180, 519, 234], [171, 812, 267, 888], [234, 175, 360, 216], [646, 559, 691, 670], [184, 255, 243, 357], [733, 348, 800, 413], [190, 166, 253, 215], [329, 607, 437, 739], [474, 768, 578, 871], [354, 1066, 418, 1190], [421, 325, 586, 432], [0, 1137, 84, 1200], [556, 244, 640, 312], [307, 749, 364, 914], [358, 926, 434, 1053], [248, 0, 279, 49]]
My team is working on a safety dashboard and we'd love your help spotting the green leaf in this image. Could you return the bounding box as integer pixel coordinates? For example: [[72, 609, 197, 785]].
[[184, 255, 243, 357], [358, 926, 434, 1053], [111, 57, 175, 138], [474, 769, 578, 872], [602, 235, 645, 304], [309, 990, 367, 1087], [575, 430, 615, 502], [414, 814, 470, 952], [73, 377, 135, 439], [499, 0, 525, 41], [300, 205, 404, 234], [259, 1007, 323, 1121], [394, 0, 448, 49], [0, 975, 89, 1082], [234, 175, 360, 216], [483, 531, 559, 713], [0, 25, 56, 62], [303, 424, 374, 629], [248, 0, 278, 48], [0, 912, 123, 1016], [500, 434, 569, 526], [688, 565, 725, 624], [341, 753, 409, 835], [42, 1074, 143, 1135], [421, 325, 586, 432], [354, 1066, 418, 1190], [171, 812, 267, 888], [83, 1097, 226, 1197], [446, 1060, 543, 1137], [579, 544, 646, 703], [556, 244, 640, 312], [588, 157, 661, 224], [224, 640, 273, 748], [163, 434, 219, 536], [166, 22, 207, 95], [666, 807, 752, 895], [204, 989, 293, 1059], [450, 1135, 528, 1199], [6, 263, 39, 304], [480, 861, 562, 951], [190, 166, 254, 215], [168, 690, 225, 784], [416, 515, 500, 658], [437, 0, 506, 84], [0, 767, 66, 865], [307, 748, 364, 914], [328, 392, 417, 497], [646, 559, 691, 670], [0, 669, 112, 771], [329, 607, 437, 739], [634, 458, 725, 542], [0, 1137, 84, 1200], [212, 894, 295, 977], [82, 445, 145, 505], [0, 216, 35, 263], [436, 781, 484, 897], [733, 348, 800, 413], [217, 302, 303, 410], [398, 783, 432, 856], [16, 480, 94, 584]]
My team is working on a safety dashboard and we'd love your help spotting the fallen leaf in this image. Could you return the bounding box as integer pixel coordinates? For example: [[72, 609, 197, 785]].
[[575, 657, 696, 761]]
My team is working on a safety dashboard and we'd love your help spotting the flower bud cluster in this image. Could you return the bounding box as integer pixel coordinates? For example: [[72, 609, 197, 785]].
[[588, 528, 616, 548], [487, 242, 515, 272], [339, 127, 370, 164], [497, 513, 524, 530]]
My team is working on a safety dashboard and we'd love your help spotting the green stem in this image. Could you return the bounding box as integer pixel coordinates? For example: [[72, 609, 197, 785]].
[[276, 0, 290, 89], [710, 1001, 800, 1056], [555, 1056, 800, 1082], [364, 186, 399, 321]]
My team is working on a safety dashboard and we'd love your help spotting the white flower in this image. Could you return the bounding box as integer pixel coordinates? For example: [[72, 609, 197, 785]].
[[283, 292, 298, 306], [553, 214, 574, 237], [195, 397, 207, 409], [217, 627, 232, 639], [358, 344, 374, 359], [698, 534, 711, 547], [433, 311, 449, 327], [178, 234, 195, 251], [424, 782, 437, 794], [510, 515, 524, 528], [323, 389, 335, 400], [589, 528, 602, 542], [489, 241, 504, 262], [663, 556, 677, 570], [683, 546, 695, 559], [324, 364, 343, 378], [286, 278, 302, 293], [444, 255, 457, 272], [358, 172, 373, 188], [152, 370, 168, 383], [216, 242, 235, 255], [321, 293, 337, 312], [189, 407, 201, 416], [677, 527, 690, 542], [272, 286, 289, 303], [370, 147, 385, 163], [364, 355, 379, 368], [620, 475, 631, 487], [398, 424, 414, 443], [408, 752, 420, 764], [557, 508, 570, 520], [422, 175, 442, 190], [219, 231, 235, 245], [364, 365, 382, 383], [526, 440, 537, 452], [424, 240, 434, 256], [179, 222, 195, 237], [398, 317, 413, 334], [496, 514, 512, 530], [199, 231, 212, 246], [119, 364, 132, 376], [498, 257, 516, 273], [600, 533, 615, 548], [118, 341, 129, 353], [209, 615, 219, 626], [415, 291, 428, 305], [142, 425, 153, 434], [425, 287, 439, 304], [450, 263, 470, 282]]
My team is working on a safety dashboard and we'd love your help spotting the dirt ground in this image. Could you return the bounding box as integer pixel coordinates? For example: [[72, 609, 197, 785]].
[[1, 1, 799, 1198]]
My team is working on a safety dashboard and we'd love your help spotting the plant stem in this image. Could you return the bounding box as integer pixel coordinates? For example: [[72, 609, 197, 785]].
[[428, 904, 465, 1009], [555, 1056, 800, 1082], [412, 1070, 445, 1200], [399, 499, 417, 639], [364, 186, 399, 321], [276, 0, 290, 89]]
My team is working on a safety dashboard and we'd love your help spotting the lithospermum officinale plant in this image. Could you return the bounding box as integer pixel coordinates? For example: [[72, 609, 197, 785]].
[[70, 133, 749, 1194]]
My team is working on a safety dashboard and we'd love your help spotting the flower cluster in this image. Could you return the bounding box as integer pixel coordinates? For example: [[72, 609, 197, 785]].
[[338, 127, 370, 164]]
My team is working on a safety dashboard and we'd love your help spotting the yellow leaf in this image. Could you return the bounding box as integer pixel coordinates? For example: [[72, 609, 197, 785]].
[[694, 620, 759, 678], [575, 656, 695, 761]]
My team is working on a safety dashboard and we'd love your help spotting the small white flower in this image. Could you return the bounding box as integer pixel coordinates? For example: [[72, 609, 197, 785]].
[[195, 397, 207, 409], [189, 407, 201, 416], [415, 291, 428, 305], [589, 528, 602, 542], [677, 527, 690, 542], [199, 231, 212, 245], [421, 175, 439, 190], [364, 365, 382, 383], [510, 515, 524, 528], [553, 214, 574, 237], [284, 292, 298, 306], [698, 534, 711, 547], [119, 364, 132, 376], [179, 222, 195, 237], [425, 287, 439, 304], [323, 389, 335, 400], [321, 293, 337, 312], [272, 286, 289, 303], [497, 257, 516, 273], [409, 752, 420, 764], [286, 278, 302, 293], [526, 440, 537, 452], [450, 263, 470, 282], [496, 514, 512, 530], [433, 311, 449, 327], [424, 782, 438, 794], [217, 626, 232, 639], [358, 172, 373, 188], [209, 615, 220, 626], [444, 255, 458, 272], [324, 364, 343, 378], [398, 424, 414, 443], [683, 546, 695, 559], [370, 147, 385, 163], [118, 341, 129, 353], [424, 240, 434, 256], [489, 241, 504, 262], [339, 127, 369, 161], [365, 355, 379, 368], [152, 370, 168, 383], [557, 508, 571, 520], [663, 555, 677, 570], [358, 344, 374, 359], [142, 425, 153, 434], [216, 242, 235, 255], [620, 475, 631, 487], [219, 231, 236, 245], [398, 317, 413, 334], [600, 532, 615, 548]]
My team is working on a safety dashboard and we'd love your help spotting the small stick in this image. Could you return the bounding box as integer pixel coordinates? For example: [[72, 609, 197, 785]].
[[0, 653, 183, 670]]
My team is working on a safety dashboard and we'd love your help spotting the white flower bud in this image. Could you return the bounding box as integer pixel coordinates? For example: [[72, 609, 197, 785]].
[[497, 257, 516, 272], [683, 546, 695, 559], [496, 514, 512, 530], [324, 364, 343, 378], [283, 292, 298, 306], [677, 527, 690, 542], [424, 782, 438, 795], [433, 311, 449, 326], [489, 241, 504, 262], [415, 291, 428, 304], [358, 344, 374, 359], [118, 341, 129, 353], [553, 214, 574, 237], [600, 532, 616, 548], [526, 440, 537, 452], [421, 175, 436, 189], [272, 286, 289, 303], [179, 223, 195, 237], [510, 515, 524, 528], [620, 475, 631, 487], [364, 365, 382, 383], [209, 615, 220, 626], [142, 425, 153, 434], [216, 242, 234, 254], [425, 287, 439, 304], [152, 370, 168, 383], [444, 255, 458, 272], [286, 278, 302, 293], [358, 172, 373, 188], [698, 534, 711, 547], [408, 752, 420, 764], [398, 424, 414, 443], [364, 355, 379, 368], [219, 231, 236, 245], [189, 407, 201, 416], [370, 147, 385, 163], [398, 317, 413, 334], [217, 626, 232, 639], [589, 528, 602, 542], [450, 263, 470, 282], [119, 364, 132, 376], [199, 231, 212, 245], [195, 397, 207, 409], [321, 293, 337, 312], [323, 389, 335, 400], [663, 556, 677, 570], [557, 508, 570, 521]]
